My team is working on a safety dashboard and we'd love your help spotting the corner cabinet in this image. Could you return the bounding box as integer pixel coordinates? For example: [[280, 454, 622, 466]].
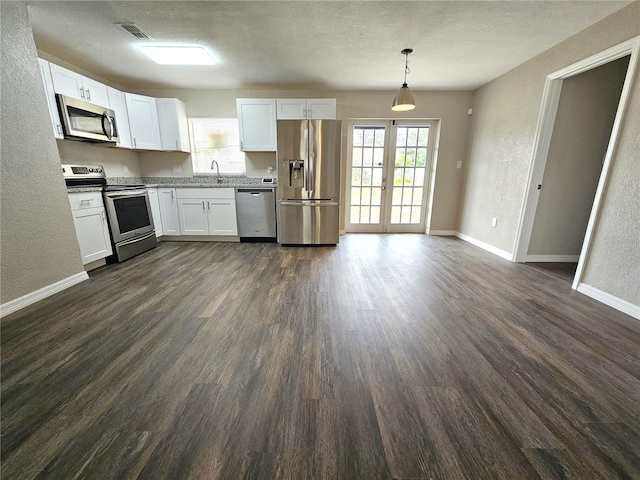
[[276, 98, 336, 120], [125, 93, 162, 150], [176, 188, 238, 236], [68, 192, 113, 265], [236, 98, 277, 151], [157, 98, 190, 152]]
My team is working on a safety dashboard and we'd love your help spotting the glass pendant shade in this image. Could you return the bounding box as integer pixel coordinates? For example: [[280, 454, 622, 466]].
[[392, 83, 416, 111]]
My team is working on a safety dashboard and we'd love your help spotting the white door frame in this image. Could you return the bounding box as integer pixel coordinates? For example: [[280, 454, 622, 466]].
[[512, 36, 640, 291], [345, 119, 438, 233]]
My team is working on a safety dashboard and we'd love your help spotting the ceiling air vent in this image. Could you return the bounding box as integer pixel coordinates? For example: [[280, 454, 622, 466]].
[[116, 23, 152, 39]]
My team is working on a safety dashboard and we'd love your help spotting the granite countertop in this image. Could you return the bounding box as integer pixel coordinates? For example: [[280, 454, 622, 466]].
[[108, 175, 275, 189], [66, 176, 276, 193], [67, 186, 103, 193]]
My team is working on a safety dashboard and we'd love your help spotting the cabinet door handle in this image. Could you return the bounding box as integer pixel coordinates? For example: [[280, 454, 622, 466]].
[[303, 108, 307, 118], [240, 141, 244, 151], [202, 201, 205, 210], [79, 87, 85, 100], [133, 138, 137, 148], [175, 140, 179, 150], [171, 190, 174, 199], [308, 108, 312, 118], [86, 88, 91, 102]]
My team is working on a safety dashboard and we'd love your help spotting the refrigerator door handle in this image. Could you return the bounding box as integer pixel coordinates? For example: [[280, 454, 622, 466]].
[[280, 201, 339, 207], [307, 120, 314, 194]]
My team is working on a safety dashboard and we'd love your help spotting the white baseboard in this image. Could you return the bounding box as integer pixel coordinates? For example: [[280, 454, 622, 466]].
[[526, 255, 580, 263], [0, 272, 89, 318], [577, 283, 640, 320], [455, 232, 514, 261], [427, 230, 457, 236], [339, 229, 346, 235]]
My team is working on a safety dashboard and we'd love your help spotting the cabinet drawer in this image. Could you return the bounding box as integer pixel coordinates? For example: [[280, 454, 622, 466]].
[[68, 192, 103, 210], [176, 188, 234, 199]]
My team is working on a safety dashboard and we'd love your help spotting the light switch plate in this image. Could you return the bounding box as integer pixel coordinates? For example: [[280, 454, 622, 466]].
[[123, 165, 129, 174], [173, 165, 182, 174]]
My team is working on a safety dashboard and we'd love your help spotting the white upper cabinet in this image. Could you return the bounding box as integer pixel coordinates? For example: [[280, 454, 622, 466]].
[[236, 98, 277, 151], [157, 98, 190, 152], [38, 59, 64, 139], [276, 98, 336, 120], [106, 87, 132, 149], [49, 63, 110, 108], [125, 93, 162, 150]]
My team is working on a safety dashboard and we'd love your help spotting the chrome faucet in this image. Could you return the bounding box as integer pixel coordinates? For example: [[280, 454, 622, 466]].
[[210, 160, 223, 183]]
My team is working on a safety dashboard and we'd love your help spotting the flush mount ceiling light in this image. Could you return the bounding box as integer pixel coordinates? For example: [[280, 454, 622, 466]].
[[391, 48, 416, 112], [140, 46, 215, 65]]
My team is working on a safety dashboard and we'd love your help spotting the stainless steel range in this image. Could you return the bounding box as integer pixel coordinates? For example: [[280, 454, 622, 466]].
[[63, 164, 156, 262]]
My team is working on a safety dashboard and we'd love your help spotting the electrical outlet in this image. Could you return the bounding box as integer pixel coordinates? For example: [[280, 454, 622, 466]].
[[491, 217, 498, 227], [123, 165, 129, 174], [172, 165, 182, 174], [456, 161, 462, 169], [267, 166, 274, 175]]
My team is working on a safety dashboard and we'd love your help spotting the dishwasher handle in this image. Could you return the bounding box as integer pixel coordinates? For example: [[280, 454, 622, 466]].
[[236, 188, 275, 194]]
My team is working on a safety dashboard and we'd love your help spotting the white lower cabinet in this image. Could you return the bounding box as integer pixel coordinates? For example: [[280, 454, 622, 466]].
[[68, 192, 112, 265], [176, 188, 238, 236], [147, 188, 163, 237], [178, 199, 209, 235], [158, 188, 180, 235]]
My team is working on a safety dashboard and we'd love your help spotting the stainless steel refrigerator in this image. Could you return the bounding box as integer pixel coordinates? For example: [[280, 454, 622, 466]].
[[277, 119, 342, 245]]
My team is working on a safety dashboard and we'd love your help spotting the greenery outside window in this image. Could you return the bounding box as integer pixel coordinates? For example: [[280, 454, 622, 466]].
[[189, 118, 246, 175]]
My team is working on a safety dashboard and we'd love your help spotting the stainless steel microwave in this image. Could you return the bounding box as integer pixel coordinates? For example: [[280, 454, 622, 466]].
[[56, 94, 119, 143]]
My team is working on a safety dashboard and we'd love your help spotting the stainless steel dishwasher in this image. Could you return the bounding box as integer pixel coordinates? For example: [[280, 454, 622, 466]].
[[235, 187, 277, 241]]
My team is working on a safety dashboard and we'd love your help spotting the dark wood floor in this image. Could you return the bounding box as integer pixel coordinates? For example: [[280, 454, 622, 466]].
[[2, 235, 639, 479]]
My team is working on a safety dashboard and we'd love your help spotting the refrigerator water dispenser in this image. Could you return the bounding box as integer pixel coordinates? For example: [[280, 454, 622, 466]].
[[287, 160, 305, 188]]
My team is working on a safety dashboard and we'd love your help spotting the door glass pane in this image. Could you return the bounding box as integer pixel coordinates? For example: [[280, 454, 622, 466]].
[[350, 126, 385, 225], [371, 188, 382, 206], [390, 125, 430, 225], [351, 187, 361, 205], [391, 206, 401, 223], [396, 127, 407, 146], [370, 206, 381, 223]]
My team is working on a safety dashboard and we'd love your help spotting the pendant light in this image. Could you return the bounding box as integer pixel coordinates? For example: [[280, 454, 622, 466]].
[[391, 48, 416, 112]]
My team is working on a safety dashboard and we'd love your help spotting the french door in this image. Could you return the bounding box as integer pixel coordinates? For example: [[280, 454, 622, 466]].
[[346, 120, 435, 233]]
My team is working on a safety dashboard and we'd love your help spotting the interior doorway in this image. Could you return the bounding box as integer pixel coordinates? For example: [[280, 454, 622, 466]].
[[513, 37, 639, 291], [525, 56, 629, 263]]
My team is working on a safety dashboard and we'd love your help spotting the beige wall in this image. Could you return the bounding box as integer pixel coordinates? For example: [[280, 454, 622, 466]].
[[582, 67, 640, 304], [528, 56, 629, 256], [0, 2, 84, 304], [56, 140, 142, 178], [459, 2, 639, 305], [136, 88, 473, 232]]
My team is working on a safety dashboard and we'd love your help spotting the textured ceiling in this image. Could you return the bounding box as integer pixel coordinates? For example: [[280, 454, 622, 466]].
[[26, 1, 632, 91]]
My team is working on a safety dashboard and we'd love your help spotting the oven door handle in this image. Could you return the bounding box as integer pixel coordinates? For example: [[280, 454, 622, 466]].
[[105, 189, 148, 198], [117, 231, 156, 247]]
